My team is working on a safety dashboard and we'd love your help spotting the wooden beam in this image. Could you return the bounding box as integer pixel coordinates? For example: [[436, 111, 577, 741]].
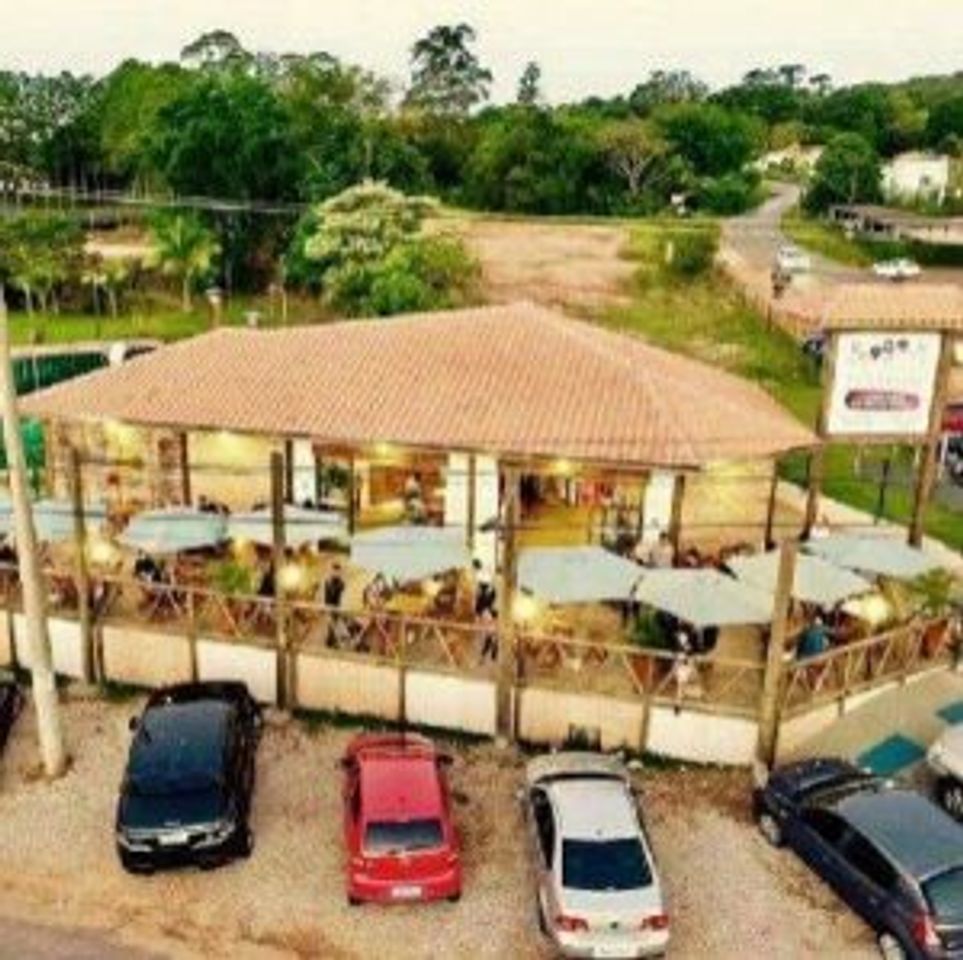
[[314, 451, 324, 505], [68, 446, 94, 684], [757, 539, 797, 766], [909, 331, 955, 547], [283, 439, 294, 503], [347, 455, 357, 536], [496, 466, 520, 742], [668, 473, 686, 552], [270, 451, 290, 708], [764, 461, 780, 550], [466, 454, 477, 552], [178, 431, 191, 507], [804, 331, 838, 535]]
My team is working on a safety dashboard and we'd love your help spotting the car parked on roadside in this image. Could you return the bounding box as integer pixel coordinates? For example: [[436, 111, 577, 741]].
[[776, 244, 812, 275], [521, 752, 669, 959], [0, 679, 23, 756], [873, 258, 922, 282], [927, 727, 963, 818], [115, 681, 262, 874], [341, 733, 462, 905], [754, 757, 963, 959]]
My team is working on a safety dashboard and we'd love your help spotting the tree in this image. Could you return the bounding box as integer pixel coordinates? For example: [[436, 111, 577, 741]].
[[804, 132, 882, 212], [147, 212, 220, 310], [180, 30, 251, 72], [809, 73, 833, 96], [299, 181, 478, 316], [517, 62, 542, 106], [656, 102, 762, 176], [82, 255, 133, 326], [926, 95, 963, 152], [599, 119, 664, 198], [628, 70, 707, 115], [777, 64, 807, 89], [406, 23, 492, 115]]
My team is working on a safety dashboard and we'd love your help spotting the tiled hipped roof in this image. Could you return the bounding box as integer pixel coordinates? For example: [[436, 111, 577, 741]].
[[22, 303, 816, 468]]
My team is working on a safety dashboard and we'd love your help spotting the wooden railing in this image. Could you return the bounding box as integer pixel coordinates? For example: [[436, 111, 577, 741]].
[[782, 618, 959, 716]]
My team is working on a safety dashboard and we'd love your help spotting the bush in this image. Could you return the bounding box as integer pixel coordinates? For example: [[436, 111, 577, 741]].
[[663, 227, 719, 278], [697, 171, 764, 215]]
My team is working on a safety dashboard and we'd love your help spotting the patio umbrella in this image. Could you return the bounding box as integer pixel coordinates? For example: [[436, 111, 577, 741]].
[[350, 525, 469, 582], [519, 546, 643, 604], [118, 507, 227, 555], [728, 549, 873, 609], [228, 505, 348, 548], [0, 495, 108, 542], [803, 534, 940, 580], [632, 568, 774, 629]]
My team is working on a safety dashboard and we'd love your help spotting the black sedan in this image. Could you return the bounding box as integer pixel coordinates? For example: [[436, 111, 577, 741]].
[[116, 681, 262, 874], [0, 680, 23, 755], [755, 757, 963, 959]]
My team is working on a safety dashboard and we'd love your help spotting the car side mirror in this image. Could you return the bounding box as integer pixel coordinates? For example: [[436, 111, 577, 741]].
[[128, 716, 139, 733]]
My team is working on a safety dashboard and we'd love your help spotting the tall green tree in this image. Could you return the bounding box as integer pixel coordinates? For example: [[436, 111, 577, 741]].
[[147, 212, 221, 311], [804, 132, 882, 212], [517, 62, 542, 106], [406, 23, 492, 115]]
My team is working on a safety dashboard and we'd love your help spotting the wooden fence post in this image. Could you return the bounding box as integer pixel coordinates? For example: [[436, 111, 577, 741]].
[[496, 466, 520, 742], [271, 452, 289, 708], [68, 447, 94, 684], [757, 539, 797, 766]]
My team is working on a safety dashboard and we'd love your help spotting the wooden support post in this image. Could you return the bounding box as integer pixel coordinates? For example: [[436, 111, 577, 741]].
[[496, 466, 520, 743], [635, 475, 647, 543], [178, 431, 191, 507], [347, 456, 357, 536], [668, 474, 686, 552], [875, 457, 892, 525], [909, 332, 955, 547], [68, 447, 94, 684], [466, 454, 477, 553], [804, 332, 837, 536], [757, 539, 797, 767], [314, 452, 324, 505], [283, 439, 294, 504], [270, 452, 290, 709], [764, 462, 780, 550]]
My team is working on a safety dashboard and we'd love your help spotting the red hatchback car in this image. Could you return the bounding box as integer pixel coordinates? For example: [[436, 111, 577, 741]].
[[341, 733, 462, 905]]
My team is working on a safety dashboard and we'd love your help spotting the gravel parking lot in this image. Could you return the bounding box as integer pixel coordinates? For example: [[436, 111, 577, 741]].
[[0, 691, 877, 959]]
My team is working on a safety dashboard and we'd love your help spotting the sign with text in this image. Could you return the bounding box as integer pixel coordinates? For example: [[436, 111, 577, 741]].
[[827, 332, 942, 437]]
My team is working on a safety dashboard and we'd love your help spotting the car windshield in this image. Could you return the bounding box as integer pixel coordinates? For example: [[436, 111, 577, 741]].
[[924, 868, 963, 925], [562, 838, 652, 892], [364, 818, 444, 855]]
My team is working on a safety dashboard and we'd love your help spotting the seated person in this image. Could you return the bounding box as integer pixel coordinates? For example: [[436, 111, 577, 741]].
[[133, 551, 162, 583], [797, 615, 830, 660]]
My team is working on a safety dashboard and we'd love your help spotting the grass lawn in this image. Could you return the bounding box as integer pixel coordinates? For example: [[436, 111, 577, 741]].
[[6, 292, 327, 347], [780, 210, 873, 267], [605, 222, 963, 552]]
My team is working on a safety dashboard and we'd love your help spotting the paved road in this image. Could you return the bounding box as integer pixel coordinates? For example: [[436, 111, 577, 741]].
[[722, 181, 963, 288], [0, 918, 162, 960]]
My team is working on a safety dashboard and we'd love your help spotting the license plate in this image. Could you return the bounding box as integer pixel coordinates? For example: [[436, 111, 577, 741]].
[[593, 945, 631, 959], [159, 830, 190, 847], [390, 885, 423, 900]]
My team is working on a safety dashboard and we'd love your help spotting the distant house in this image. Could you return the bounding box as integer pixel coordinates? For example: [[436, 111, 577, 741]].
[[882, 152, 951, 205]]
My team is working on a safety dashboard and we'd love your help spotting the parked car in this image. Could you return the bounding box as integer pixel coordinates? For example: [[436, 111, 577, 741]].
[[776, 244, 812, 275], [341, 733, 462, 905], [927, 727, 963, 818], [115, 681, 262, 874], [754, 757, 963, 959], [521, 752, 669, 959], [0, 680, 23, 756], [873, 259, 922, 282]]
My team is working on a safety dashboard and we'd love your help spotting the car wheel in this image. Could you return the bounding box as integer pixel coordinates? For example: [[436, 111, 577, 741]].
[[347, 894, 361, 907], [938, 778, 963, 819], [236, 824, 254, 859], [119, 855, 154, 876], [447, 891, 461, 904], [877, 931, 907, 960], [758, 811, 783, 847]]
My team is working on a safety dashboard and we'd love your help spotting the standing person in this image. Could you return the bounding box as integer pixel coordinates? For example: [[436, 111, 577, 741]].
[[478, 606, 498, 663], [324, 563, 347, 648]]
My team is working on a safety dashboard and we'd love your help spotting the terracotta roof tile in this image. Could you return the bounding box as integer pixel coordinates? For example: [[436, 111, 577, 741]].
[[22, 303, 816, 468], [818, 284, 963, 330]]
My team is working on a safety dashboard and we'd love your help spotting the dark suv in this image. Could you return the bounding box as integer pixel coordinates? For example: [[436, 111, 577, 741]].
[[754, 757, 963, 959], [116, 682, 262, 873]]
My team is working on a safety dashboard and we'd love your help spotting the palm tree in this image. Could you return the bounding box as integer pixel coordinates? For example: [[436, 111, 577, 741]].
[[148, 213, 220, 312]]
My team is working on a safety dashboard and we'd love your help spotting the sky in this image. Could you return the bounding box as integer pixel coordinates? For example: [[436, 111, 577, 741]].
[[2, 0, 962, 102]]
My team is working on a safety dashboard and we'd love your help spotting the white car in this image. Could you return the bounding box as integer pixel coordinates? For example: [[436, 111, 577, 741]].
[[775, 244, 811, 274], [872, 258, 922, 281], [927, 725, 963, 818], [521, 753, 669, 959]]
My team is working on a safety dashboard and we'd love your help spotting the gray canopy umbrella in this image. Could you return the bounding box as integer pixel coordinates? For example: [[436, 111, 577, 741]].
[[228, 505, 348, 548], [728, 549, 873, 608], [632, 568, 774, 630], [118, 507, 228, 555], [803, 534, 940, 580], [519, 546, 643, 604], [350, 525, 469, 581]]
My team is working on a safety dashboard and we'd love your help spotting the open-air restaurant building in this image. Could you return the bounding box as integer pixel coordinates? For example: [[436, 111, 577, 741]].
[[0, 303, 956, 764]]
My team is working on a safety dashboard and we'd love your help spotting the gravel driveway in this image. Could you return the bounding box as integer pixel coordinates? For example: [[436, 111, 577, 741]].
[[0, 692, 876, 959]]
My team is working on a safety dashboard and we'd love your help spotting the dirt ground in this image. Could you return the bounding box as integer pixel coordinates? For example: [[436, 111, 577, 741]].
[[0, 693, 875, 959], [452, 218, 635, 311]]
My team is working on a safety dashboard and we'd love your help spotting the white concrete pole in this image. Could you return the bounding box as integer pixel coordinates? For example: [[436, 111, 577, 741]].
[[0, 292, 67, 778]]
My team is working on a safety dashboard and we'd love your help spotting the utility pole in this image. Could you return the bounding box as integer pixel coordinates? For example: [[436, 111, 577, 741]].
[[0, 291, 67, 778]]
